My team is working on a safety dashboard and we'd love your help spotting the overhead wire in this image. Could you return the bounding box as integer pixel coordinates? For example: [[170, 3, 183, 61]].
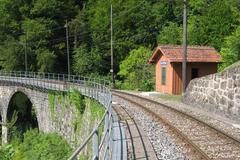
[[0, 26, 66, 38], [0, 1, 160, 54]]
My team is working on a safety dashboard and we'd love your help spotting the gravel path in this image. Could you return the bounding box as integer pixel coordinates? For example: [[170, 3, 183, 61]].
[[113, 96, 186, 160]]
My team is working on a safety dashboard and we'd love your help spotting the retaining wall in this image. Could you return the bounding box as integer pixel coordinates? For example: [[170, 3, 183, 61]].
[[183, 66, 240, 121]]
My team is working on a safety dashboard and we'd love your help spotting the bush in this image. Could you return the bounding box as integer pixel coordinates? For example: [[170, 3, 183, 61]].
[[0, 144, 15, 160], [0, 129, 72, 160], [219, 26, 240, 71], [118, 46, 155, 91]]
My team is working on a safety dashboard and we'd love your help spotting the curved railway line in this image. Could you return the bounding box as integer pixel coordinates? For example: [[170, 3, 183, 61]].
[[112, 90, 240, 160], [113, 102, 158, 160]]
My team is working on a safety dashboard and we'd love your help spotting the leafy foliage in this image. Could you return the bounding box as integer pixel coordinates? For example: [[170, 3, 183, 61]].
[[14, 129, 72, 160], [157, 22, 182, 45], [68, 89, 86, 114], [0, 0, 77, 72], [0, 144, 15, 160], [219, 27, 240, 70], [36, 48, 56, 72], [188, 0, 239, 50], [0, 0, 240, 88], [0, 38, 24, 71], [0, 129, 72, 160], [118, 46, 154, 91], [73, 45, 102, 75]]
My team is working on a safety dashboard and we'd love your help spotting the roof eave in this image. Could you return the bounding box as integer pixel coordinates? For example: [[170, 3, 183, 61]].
[[149, 47, 161, 63]]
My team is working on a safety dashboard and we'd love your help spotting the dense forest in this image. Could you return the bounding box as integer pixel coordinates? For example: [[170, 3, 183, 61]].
[[0, 0, 240, 90]]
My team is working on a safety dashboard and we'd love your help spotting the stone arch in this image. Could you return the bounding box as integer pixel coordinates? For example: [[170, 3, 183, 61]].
[[6, 90, 39, 142]]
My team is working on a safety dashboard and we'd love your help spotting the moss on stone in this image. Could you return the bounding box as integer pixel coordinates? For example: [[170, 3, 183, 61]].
[[48, 92, 55, 120], [47, 89, 106, 156]]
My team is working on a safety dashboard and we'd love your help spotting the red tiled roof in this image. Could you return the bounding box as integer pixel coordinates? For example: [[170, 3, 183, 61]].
[[149, 45, 221, 63]]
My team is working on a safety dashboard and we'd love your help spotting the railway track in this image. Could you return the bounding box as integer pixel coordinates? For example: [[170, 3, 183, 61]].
[[113, 102, 158, 160], [112, 90, 240, 160]]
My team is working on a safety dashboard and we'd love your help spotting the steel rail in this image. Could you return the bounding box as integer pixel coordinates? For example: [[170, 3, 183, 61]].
[[112, 90, 240, 147], [113, 91, 211, 160]]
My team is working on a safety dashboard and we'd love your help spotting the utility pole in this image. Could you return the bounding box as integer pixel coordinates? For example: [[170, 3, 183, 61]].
[[182, 0, 187, 93], [110, 5, 115, 88], [74, 26, 77, 49], [65, 20, 70, 77], [25, 31, 28, 73]]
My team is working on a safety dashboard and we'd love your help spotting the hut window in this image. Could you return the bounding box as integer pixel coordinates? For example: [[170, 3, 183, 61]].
[[161, 66, 166, 85]]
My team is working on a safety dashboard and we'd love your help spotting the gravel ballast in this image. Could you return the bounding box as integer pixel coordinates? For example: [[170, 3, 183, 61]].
[[126, 91, 240, 143], [113, 96, 186, 160]]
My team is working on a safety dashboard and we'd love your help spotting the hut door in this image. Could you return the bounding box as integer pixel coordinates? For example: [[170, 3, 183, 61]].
[[191, 68, 199, 79]]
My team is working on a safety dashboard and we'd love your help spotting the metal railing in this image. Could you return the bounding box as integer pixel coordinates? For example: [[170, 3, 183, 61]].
[[0, 71, 113, 160]]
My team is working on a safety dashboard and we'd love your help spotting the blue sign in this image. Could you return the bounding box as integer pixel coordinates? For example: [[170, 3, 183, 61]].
[[160, 61, 168, 65]]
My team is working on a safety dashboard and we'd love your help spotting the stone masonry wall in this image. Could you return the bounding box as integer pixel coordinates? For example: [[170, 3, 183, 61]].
[[0, 85, 91, 147], [50, 92, 92, 148], [183, 66, 240, 122]]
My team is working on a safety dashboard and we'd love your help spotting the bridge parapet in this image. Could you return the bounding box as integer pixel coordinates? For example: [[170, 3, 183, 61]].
[[0, 71, 113, 160]]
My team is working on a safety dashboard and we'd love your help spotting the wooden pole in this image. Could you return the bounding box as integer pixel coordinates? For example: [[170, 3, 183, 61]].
[[182, 0, 187, 93], [65, 20, 70, 77], [25, 31, 28, 72], [110, 5, 114, 88]]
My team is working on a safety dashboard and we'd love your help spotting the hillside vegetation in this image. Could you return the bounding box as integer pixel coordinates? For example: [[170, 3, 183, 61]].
[[0, 130, 72, 160], [0, 0, 239, 90]]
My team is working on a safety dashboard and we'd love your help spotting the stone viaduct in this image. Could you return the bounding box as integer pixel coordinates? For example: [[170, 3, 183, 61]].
[[0, 85, 54, 144], [0, 73, 111, 149]]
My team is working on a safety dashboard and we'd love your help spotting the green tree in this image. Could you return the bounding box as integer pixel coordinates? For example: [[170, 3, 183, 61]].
[[0, 0, 78, 72], [73, 45, 91, 75], [0, 129, 72, 160], [36, 48, 56, 72], [157, 22, 182, 45], [73, 45, 102, 75], [0, 0, 23, 40], [14, 129, 72, 160], [188, 0, 239, 50], [118, 46, 154, 91], [0, 0, 240, 77], [0, 38, 24, 71], [219, 26, 240, 70]]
